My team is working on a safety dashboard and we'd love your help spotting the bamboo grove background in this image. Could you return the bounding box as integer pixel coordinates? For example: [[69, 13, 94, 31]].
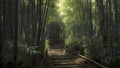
[[0, 0, 120, 68]]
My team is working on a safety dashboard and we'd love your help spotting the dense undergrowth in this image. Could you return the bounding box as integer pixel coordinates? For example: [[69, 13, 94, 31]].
[[2, 40, 45, 68]]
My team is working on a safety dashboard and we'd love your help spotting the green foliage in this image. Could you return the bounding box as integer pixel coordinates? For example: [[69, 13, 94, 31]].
[[84, 37, 120, 66], [66, 41, 84, 55], [26, 46, 41, 55], [100, 44, 120, 66], [3, 40, 41, 68], [84, 37, 104, 60]]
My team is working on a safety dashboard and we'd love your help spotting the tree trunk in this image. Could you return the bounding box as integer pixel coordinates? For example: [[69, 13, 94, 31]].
[[96, 0, 106, 43], [114, 0, 118, 43], [0, 0, 3, 67], [88, 0, 93, 38], [13, 0, 18, 68]]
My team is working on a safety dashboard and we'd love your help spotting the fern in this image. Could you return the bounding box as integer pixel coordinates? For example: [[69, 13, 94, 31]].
[[26, 46, 41, 55]]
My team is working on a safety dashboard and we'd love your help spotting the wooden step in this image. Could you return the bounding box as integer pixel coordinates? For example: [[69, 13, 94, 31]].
[[52, 59, 73, 63], [51, 56, 74, 60], [52, 64, 84, 68]]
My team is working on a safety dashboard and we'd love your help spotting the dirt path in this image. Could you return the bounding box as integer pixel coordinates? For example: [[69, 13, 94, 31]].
[[48, 48, 102, 68]]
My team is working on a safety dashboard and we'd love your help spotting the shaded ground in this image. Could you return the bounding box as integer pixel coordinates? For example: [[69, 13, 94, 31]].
[[48, 48, 102, 68]]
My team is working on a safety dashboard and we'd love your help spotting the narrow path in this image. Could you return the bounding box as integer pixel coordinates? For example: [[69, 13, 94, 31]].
[[48, 48, 102, 68]]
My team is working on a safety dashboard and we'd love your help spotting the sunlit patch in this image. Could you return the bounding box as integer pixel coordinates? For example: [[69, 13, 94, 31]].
[[92, 0, 95, 2], [48, 48, 66, 56]]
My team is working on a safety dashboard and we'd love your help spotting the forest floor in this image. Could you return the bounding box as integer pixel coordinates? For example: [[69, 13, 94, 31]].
[[47, 46, 102, 68]]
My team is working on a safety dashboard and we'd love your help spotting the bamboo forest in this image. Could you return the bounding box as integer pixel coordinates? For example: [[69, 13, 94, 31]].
[[0, 0, 120, 68]]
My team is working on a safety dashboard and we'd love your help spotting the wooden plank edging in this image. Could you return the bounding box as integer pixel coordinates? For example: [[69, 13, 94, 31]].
[[78, 54, 107, 68]]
